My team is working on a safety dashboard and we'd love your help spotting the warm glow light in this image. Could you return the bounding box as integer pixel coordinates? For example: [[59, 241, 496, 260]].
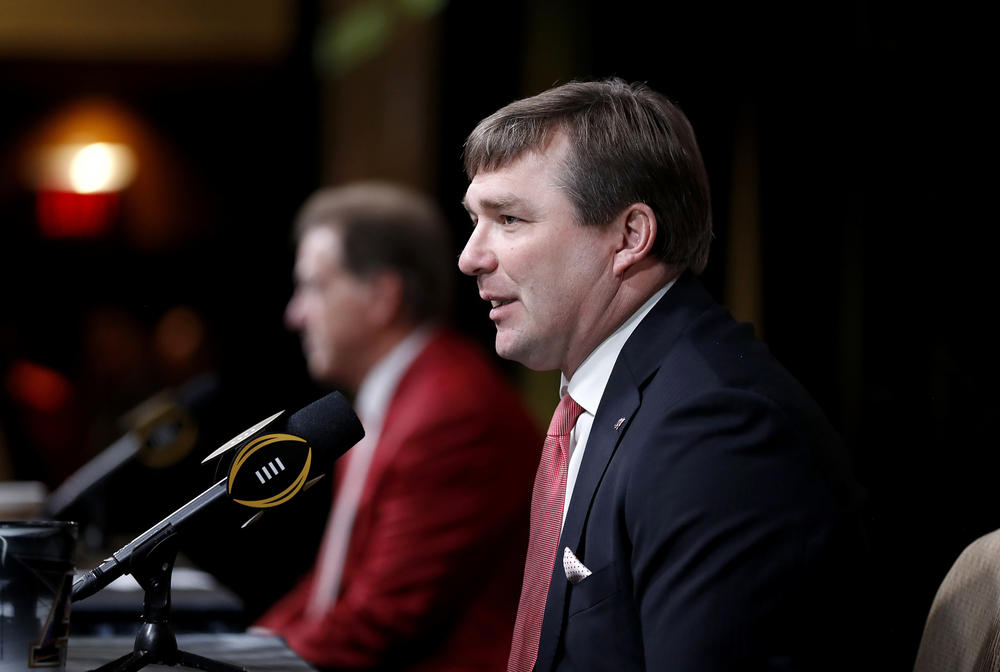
[[71, 143, 114, 193], [36, 142, 137, 193]]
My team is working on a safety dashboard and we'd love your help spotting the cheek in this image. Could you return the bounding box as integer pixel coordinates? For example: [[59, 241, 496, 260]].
[[321, 288, 360, 325], [498, 235, 542, 277], [505, 241, 557, 293], [521, 262, 567, 311], [312, 303, 331, 335], [327, 291, 375, 342]]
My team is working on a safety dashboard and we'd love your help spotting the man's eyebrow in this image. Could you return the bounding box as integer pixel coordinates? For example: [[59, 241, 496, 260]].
[[461, 194, 525, 213]]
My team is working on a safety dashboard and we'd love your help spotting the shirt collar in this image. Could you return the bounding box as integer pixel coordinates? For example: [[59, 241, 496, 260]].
[[563, 281, 675, 415], [355, 326, 433, 434]]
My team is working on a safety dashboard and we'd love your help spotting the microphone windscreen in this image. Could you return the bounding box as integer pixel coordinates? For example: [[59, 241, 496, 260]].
[[286, 391, 365, 463]]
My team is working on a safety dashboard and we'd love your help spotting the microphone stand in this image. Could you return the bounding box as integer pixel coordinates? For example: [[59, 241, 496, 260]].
[[87, 533, 245, 672]]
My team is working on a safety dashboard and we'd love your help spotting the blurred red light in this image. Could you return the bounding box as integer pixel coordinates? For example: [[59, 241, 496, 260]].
[[36, 189, 118, 238], [5, 360, 73, 413]]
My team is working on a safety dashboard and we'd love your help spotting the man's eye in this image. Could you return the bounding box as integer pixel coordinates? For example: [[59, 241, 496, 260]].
[[502, 215, 520, 226]]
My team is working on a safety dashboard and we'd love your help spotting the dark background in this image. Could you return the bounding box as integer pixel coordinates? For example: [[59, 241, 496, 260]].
[[0, 1, 994, 667]]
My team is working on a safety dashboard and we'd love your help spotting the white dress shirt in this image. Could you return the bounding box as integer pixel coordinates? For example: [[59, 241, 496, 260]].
[[306, 326, 432, 618], [354, 326, 433, 436]]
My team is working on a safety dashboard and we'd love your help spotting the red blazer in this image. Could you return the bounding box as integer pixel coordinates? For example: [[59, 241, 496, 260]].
[[256, 329, 541, 671]]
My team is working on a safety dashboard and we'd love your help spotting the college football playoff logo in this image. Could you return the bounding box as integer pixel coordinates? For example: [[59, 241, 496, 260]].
[[227, 433, 312, 508]]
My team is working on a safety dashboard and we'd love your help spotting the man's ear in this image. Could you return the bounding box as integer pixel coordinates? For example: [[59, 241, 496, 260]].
[[366, 271, 406, 328], [612, 203, 657, 276]]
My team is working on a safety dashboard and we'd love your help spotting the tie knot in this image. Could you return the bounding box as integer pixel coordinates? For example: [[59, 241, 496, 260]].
[[546, 394, 585, 438]]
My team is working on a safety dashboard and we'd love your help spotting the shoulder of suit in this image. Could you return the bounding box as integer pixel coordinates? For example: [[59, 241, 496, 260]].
[[390, 330, 512, 406], [946, 529, 1000, 583]]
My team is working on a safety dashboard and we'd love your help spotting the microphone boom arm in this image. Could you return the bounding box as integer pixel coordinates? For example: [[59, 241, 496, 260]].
[[72, 477, 230, 603]]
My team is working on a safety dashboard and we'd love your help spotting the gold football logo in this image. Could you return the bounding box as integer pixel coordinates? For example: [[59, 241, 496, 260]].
[[227, 433, 312, 508]]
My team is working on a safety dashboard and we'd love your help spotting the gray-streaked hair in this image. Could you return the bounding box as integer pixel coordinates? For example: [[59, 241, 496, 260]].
[[294, 182, 453, 323], [464, 78, 713, 274]]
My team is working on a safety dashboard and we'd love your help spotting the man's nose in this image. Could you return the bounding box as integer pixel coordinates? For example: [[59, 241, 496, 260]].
[[458, 224, 496, 276]]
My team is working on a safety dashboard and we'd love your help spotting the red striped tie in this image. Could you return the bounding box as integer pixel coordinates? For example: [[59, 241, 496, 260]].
[[508, 393, 585, 672]]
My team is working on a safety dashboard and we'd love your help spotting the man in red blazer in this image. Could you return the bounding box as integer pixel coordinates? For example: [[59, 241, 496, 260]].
[[254, 182, 541, 670]]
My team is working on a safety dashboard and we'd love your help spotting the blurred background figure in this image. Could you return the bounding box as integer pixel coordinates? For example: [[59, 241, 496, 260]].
[[251, 182, 541, 670]]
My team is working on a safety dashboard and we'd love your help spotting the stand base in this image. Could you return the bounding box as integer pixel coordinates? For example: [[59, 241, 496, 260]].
[[80, 533, 248, 672], [88, 647, 247, 672], [86, 622, 247, 672]]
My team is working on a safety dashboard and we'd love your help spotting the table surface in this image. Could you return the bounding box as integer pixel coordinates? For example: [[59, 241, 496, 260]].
[[69, 567, 248, 636], [67, 633, 317, 672]]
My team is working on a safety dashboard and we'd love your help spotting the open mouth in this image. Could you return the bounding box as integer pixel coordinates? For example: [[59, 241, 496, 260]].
[[488, 298, 515, 321]]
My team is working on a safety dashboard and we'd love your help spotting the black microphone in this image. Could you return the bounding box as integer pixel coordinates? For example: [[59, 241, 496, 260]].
[[71, 390, 364, 602], [45, 373, 220, 519]]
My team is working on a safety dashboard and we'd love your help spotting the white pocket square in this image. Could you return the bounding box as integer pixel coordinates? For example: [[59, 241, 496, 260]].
[[563, 547, 592, 585]]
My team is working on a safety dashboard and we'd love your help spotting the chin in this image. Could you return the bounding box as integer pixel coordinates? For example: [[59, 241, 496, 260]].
[[495, 334, 549, 371], [494, 338, 519, 363], [307, 361, 334, 382], [493, 343, 516, 363]]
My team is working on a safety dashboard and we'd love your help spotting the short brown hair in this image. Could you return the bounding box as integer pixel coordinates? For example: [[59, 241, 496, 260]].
[[294, 182, 453, 323], [464, 78, 713, 274]]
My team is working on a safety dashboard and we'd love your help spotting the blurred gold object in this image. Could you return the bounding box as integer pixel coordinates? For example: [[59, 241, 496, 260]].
[[121, 393, 198, 468]]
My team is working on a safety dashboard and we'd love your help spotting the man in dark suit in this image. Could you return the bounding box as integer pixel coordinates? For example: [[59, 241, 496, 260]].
[[254, 182, 541, 670], [458, 79, 868, 671]]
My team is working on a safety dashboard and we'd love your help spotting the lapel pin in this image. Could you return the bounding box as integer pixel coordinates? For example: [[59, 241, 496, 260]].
[[613, 417, 626, 431]]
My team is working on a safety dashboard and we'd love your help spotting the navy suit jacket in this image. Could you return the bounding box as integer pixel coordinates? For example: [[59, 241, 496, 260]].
[[536, 273, 868, 671]]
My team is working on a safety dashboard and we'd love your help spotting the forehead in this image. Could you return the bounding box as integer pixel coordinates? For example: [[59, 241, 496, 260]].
[[295, 226, 344, 274], [463, 132, 571, 211]]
